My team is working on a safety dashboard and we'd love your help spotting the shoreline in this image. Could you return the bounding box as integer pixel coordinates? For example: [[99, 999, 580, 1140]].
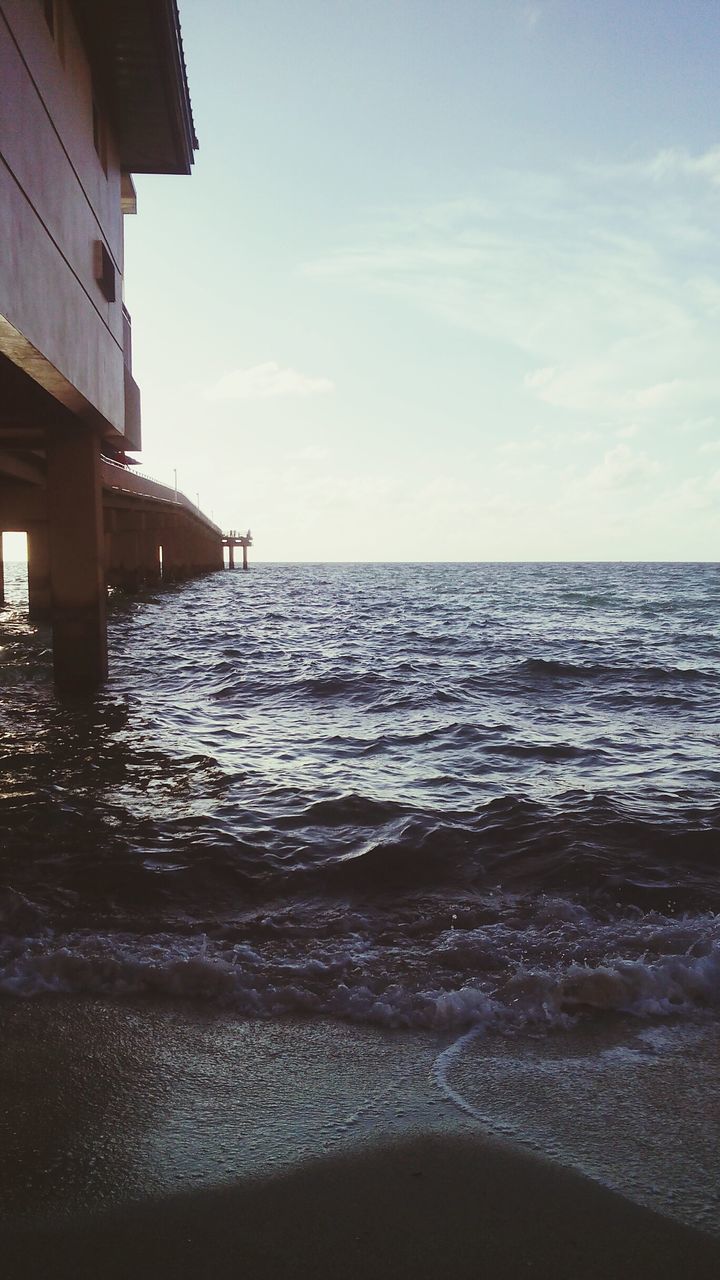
[[2, 998, 720, 1277]]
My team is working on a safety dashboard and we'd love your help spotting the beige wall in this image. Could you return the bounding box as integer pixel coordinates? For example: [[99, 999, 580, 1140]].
[[0, 0, 127, 433]]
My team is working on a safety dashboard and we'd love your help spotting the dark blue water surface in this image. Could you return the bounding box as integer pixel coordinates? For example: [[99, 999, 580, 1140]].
[[1, 562, 719, 1028]]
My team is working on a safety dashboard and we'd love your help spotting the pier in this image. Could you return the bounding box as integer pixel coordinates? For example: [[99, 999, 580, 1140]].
[[0, 445, 226, 686], [223, 530, 253, 570], [0, 0, 231, 689]]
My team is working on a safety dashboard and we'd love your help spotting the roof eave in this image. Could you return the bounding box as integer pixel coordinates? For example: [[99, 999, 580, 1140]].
[[70, 0, 198, 176]]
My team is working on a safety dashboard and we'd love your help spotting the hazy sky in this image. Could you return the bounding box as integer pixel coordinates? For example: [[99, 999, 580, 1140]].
[[122, 0, 720, 561]]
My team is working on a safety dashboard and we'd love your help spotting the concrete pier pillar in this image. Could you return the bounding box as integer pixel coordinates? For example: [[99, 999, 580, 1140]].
[[138, 524, 162, 586], [46, 428, 107, 688], [106, 508, 143, 591], [191, 527, 203, 575], [208, 534, 222, 572], [160, 515, 187, 581], [103, 508, 117, 586], [27, 523, 52, 621], [106, 529, 141, 591], [228, 543, 235, 569], [184, 524, 196, 576]]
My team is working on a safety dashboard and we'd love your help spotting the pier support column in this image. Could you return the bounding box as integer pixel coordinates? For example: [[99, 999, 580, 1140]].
[[46, 428, 107, 688], [191, 526, 204, 576], [107, 529, 141, 592], [106, 508, 143, 591], [163, 516, 190, 581], [27, 523, 52, 621], [138, 523, 162, 587]]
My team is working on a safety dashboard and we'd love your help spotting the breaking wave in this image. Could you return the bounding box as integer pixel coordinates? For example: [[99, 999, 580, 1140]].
[[2, 919, 719, 1030]]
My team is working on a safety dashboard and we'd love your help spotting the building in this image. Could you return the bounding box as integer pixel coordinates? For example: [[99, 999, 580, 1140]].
[[0, 0, 219, 687]]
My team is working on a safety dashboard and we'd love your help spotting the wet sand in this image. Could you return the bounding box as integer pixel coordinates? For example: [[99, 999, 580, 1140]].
[[6, 1131, 720, 1280], [2, 999, 720, 1278]]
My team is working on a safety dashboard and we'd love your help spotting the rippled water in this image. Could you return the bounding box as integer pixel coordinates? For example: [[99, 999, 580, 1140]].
[[1, 561, 719, 1030]]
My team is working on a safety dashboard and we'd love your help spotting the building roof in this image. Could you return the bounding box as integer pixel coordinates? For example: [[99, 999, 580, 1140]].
[[71, 0, 198, 174]]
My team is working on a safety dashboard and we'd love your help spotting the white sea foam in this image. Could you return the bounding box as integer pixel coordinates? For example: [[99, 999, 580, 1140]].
[[2, 927, 719, 1031], [432, 1025, 489, 1121]]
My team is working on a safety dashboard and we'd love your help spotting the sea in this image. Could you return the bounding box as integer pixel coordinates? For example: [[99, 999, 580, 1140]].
[[1, 560, 720, 1227]]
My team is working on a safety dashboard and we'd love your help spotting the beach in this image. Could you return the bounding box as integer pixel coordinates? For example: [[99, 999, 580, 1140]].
[[2, 998, 720, 1279], [3, 0, 720, 1262]]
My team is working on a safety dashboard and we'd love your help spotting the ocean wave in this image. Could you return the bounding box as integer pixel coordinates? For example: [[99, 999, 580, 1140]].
[[2, 926, 719, 1031], [2, 787, 720, 919], [517, 658, 715, 683], [488, 741, 607, 762], [3, 562, 720, 1038], [276, 793, 406, 828], [209, 670, 391, 704]]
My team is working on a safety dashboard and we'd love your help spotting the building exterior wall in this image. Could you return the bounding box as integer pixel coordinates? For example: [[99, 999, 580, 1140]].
[[0, 0, 126, 433]]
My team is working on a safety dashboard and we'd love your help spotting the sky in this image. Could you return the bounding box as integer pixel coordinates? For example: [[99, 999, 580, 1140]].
[[120, 0, 720, 561]]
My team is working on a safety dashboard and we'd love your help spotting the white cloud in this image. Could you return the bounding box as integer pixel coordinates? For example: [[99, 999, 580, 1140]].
[[639, 146, 720, 187], [581, 145, 720, 189], [207, 362, 334, 401], [522, 4, 543, 32], [585, 444, 660, 491], [679, 415, 716, 434], [496, 437, 545, 457], [285, 446, 331, 463], [524, 364, 613, 411], [297, 148, 720, 554], [305, 151, 720, 443], [631, 380, 683, 409]]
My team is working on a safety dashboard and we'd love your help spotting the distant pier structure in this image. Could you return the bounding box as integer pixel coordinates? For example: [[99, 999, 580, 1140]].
[[223, 530, 252, 570]]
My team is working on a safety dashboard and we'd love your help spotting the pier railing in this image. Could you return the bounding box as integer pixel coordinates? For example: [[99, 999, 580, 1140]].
[[101, 458, 222, 533]]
